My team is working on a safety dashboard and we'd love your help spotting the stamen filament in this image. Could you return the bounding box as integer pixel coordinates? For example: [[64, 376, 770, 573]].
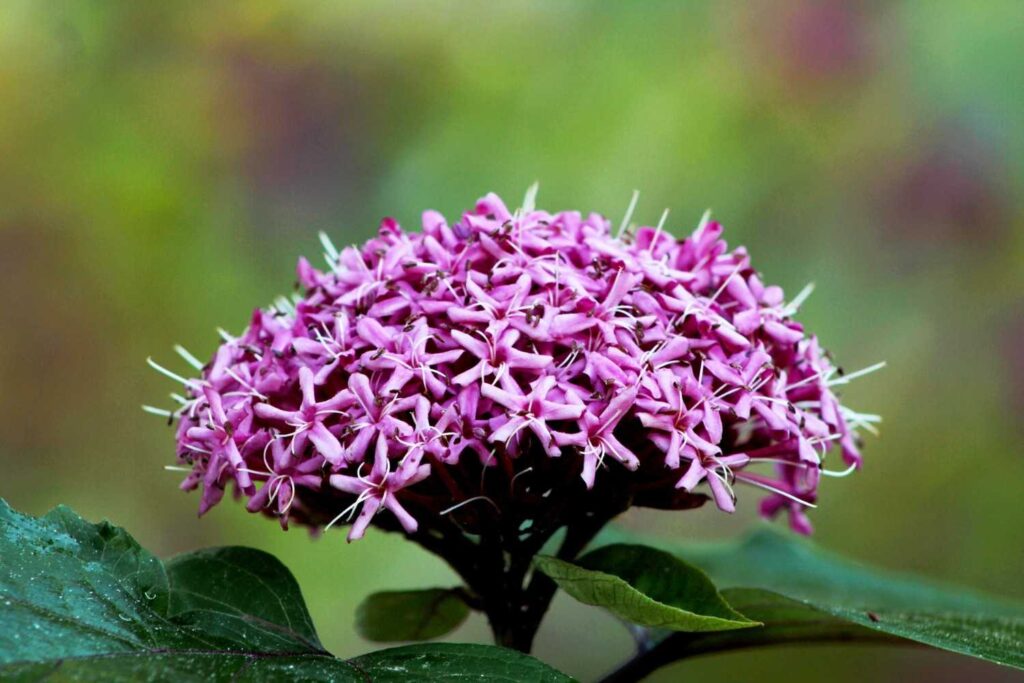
[[827, 361, 887, 387], [617, 190, 640, 239], [441, 495, 500, 516]]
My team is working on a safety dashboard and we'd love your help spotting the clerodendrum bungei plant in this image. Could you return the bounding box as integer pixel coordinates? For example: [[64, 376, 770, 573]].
[[2, 192, 1021, 682], [156, 187, 881, 651], [79, 186, 1019, 681]]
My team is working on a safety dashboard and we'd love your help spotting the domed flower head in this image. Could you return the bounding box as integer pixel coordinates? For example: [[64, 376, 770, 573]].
[[151, 187, 879, 543]]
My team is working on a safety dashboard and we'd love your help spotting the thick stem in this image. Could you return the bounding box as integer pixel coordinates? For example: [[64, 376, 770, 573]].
[[487, 507, 622, 652], [399, 447, 635, 654], [408, 508, 618, 653], [515, 512, 617, 648]]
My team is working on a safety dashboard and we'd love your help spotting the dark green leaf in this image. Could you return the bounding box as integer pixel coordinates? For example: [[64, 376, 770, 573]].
[[350, 643, 573, 681], [650, 588, 897, 657], [166, 546, 323, 652], [0, 501, 198, 665], [681, 527, 1024, 614], [0, 645, 574, 683], [535, 544, 758, 632], [357, 588, 471, 642], [597, 588, 903, 681], [0, 499, 573, 681], [0, 652, 357, 682], [599, 526, 1024, 670]]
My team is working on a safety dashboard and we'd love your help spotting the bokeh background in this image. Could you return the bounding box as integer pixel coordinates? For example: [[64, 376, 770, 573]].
[[1, 1, 1022, 680]]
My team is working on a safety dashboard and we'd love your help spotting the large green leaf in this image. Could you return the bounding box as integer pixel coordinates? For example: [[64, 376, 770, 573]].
[[647, 588, 900, 657], [0, 644, 573, 682], [356, 588, 472, 642], [350, 643, 570, 681], [598, 526, 1024, 671], [0, 500, 573, 682], [165, 546, 324, 652], [593, 588, 906, 682], [534, 544, 758, 632]]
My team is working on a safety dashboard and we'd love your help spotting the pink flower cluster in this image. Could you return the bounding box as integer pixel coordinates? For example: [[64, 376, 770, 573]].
[[161, 192, 876, 540]]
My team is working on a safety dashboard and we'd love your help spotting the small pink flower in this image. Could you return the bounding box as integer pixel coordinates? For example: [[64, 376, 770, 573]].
[[253, 367, 347, 466], [328, 435, 430, 541]]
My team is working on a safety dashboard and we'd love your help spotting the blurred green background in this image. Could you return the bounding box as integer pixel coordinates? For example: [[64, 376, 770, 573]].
[[1, 1, 1022, 680]]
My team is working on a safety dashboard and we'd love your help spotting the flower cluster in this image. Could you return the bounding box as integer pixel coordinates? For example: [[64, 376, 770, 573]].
[[152, 190, 878, 540]]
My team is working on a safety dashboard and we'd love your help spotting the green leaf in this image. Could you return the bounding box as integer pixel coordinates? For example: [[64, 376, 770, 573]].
[[357, 588, 472, 642], [595, 588, 904, 681], [350, 643, 572, 681], [166, 546, 324, 652], [0, 499, 573, 681], [535, 544, 758, 632], [601, 526, 1024, 671], [652, 588, 898, 657]]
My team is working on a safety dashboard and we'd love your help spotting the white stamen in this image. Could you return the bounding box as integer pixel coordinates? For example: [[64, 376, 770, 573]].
[[821, 461, 859, 478], [617, 190, 640, 239], [781, 282, 815, 317], [237, 467, 273, 478], [268, 477, 286, 505], [279, 481, 297, 514], [522, 181, 539, 215], [273, 296, 296, 316], [708, 261, 745, 306], [734, 474, 817, 508], [319, 231, 340, 264], [440, 495, 500, 516], [848, 420, 880, 436], [173, 345, 204, 370], [510, 467, 534, 491], [142, 405, 174, 417], [163, 465, 193, 473], [827, 362, 887, 387], [709, 456, 737, 486], [840, 406, 883, 423], [785, 367, 836, 392], [314, 328, 342, 360], [696, 208, 712, 233], [650, 209, 669, 250], [224, 367, 267, 400], [260, 439, 276, 472], [315, 409, 349, 418], [748, 457, 859, 478], [325, 490, 374, 531], [558, 346, 581, 369], [146, 357, 195, 387], [749, 369, 774, 393], [709, 468, 736, 501], [503, 417, 536, 444]]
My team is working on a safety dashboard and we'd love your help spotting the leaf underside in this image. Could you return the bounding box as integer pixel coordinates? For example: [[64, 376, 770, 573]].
[[535, 544, 758, 632]]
